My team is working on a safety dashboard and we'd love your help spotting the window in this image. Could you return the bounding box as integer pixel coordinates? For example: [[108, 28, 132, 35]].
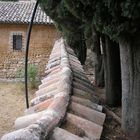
[[10, 32, 25, 52], [13, 34, 22, 50]]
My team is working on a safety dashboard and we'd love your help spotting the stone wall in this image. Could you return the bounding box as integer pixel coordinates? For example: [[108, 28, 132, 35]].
[[1, 38, 106, 140], [1, 38, 72, 140], [0, 24, 58, 79]]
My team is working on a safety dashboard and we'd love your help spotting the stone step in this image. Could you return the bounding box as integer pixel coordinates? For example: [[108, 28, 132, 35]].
[[69, 102, 106, 126], [71, 96, 103, 112], [66, 113, 103, 140], [51, 127, 89, 140]]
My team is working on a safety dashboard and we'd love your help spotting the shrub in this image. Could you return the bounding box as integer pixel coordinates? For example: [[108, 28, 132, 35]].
[[17, 64, 39, 89]]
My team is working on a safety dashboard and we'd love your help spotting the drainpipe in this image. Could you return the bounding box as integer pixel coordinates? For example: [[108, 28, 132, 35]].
[[25, 0, 39, 108]]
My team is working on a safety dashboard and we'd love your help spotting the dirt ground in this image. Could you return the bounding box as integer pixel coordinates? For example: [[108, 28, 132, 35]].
[[97, 89, 130, 140], [84, 49, 131, 140], [0, 82, 35, 137]]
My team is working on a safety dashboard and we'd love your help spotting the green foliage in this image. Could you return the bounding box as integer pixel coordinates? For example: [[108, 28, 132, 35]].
[[39, 0, 87, 64], [17, 64, 39, 89], [28, 64, 38, 89], [90, 0, 140, 40], [40, 0, 140, 42]]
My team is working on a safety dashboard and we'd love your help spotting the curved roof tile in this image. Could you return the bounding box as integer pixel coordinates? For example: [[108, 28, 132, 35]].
[[0, 1, 53, 24]]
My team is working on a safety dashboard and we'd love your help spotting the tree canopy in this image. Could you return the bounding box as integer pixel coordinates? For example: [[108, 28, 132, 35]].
[[40, 0, 140, 41]]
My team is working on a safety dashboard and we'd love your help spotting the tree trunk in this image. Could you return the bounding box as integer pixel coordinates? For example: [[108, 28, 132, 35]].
[[73, 34, 87, 65], [119, 36, 140, 139], [103, 36, 122, 106], [77, 40, 87, 65], [92, 27, 104, 87], [95, 54, 104, 87]]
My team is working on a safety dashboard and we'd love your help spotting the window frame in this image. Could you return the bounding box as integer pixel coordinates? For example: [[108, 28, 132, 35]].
[[10, 32, 25, 52], [13, 34, 22, 51]]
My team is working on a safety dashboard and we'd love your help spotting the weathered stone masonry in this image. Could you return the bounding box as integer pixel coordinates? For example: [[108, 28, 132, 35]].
[[0, 24, 58, 78], [1, 38, 106, 140]]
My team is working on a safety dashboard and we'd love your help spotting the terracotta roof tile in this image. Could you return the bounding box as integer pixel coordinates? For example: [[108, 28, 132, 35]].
[[0, 1, 53, 24]]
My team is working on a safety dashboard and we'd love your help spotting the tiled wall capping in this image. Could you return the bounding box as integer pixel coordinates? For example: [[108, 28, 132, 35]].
[[1, 38, 106, 140]]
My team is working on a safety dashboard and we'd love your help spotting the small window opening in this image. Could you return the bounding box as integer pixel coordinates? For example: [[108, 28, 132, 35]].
[[13, 35, 22, 50]]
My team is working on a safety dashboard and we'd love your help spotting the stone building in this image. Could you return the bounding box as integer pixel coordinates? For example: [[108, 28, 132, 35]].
[[0, 1, 58, 79]]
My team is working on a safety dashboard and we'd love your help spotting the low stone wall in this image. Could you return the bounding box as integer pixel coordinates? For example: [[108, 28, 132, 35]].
[[1, 38, 106, 140], [1, 38, 72, 140]]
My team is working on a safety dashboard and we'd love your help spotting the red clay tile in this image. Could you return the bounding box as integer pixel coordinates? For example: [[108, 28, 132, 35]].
[[66, 113, 103, 140], [69, 102, 105, 126]]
